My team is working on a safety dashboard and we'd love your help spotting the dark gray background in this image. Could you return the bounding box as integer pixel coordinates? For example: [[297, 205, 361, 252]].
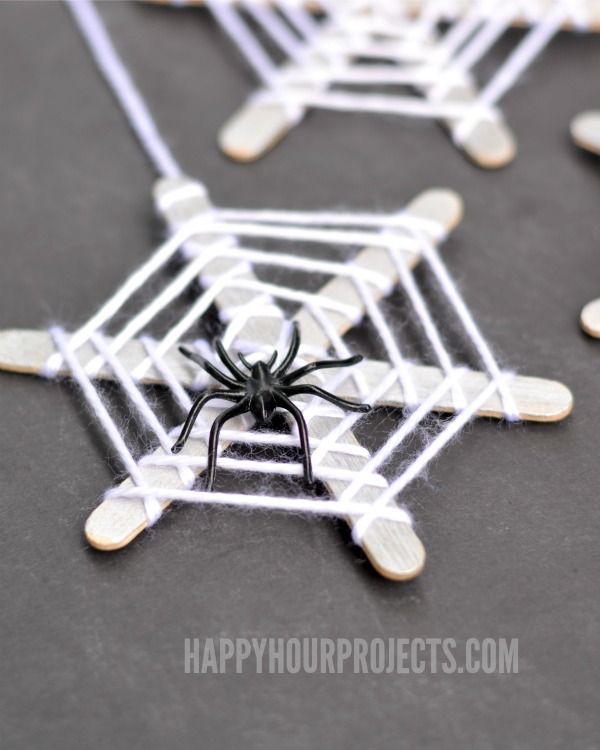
[[1, 2, 599, 748]]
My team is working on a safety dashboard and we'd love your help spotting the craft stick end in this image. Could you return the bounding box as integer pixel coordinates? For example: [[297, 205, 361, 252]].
[[510, 375, 573, 423], [571, 111, 600, 156], [406, 188, 464, 233], [361, 520, 426, 581], [85, 496, 170, 551], [0, 328, 55, 375], [545, 381, 574, 422], [461, 120, 517, 169], [219, 101, 297, 162], [580, 298, 600, 338]]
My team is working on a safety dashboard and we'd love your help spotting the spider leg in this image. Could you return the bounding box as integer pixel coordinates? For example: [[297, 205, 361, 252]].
[[238, 352, 253, 371], [275, 393, 314, 487], [282, 384, 371, 413], [215, 339, 246, 381], [266, 349, 278, 369], [171, 391, 245, 454], [179, 346, 240, 389], [273, 321, 300, 377], [281, 354, 363, 385], [205, 398, 250, 490]]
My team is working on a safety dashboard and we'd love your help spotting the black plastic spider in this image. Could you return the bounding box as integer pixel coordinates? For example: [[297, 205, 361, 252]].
[[171, 322, 371, 489]]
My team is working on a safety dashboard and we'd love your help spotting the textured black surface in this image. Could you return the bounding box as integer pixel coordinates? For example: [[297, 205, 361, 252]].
[[1, 3, 600, 748]]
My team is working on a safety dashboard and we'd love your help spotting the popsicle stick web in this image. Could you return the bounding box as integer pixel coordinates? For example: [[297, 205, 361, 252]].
[[572, 109, 600, 337], [149, 0, 591, 167], [0, 177, 572, 580]]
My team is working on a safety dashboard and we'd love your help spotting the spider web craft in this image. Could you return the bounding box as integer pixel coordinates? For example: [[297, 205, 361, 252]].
[[0, 177, 572, 580], [147, 0, 593, 167]]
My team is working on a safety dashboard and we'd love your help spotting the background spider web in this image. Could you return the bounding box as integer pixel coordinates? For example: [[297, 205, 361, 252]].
[[201, 0, 584, 164]]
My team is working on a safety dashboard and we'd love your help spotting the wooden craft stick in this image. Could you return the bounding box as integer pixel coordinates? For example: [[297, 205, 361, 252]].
[[571, 110, 600, 156], [581, 298, 600, 338], [0, 330, 573, 423], [437, 82, 516, 169], [219, 62, 308, 163]]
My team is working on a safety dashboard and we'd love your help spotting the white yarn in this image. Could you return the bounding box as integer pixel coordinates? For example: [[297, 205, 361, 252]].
[[221, 278, 363, 324], [278, 2, 320, 41], [131, 260, 250, 381], [281, 63, 464, 88], [388, 244, 466, 410], [305, 302, 369, 399], [453, 3, 567, 143], [412, 227, 519, 420], [182, 217, 424, 255], [353, 274, 418, 407], [43, 218, 214, 376], [84, 237, 233, 378], [168, 426, 373, 457], [479, 5, 567, 108], [309, 369, 397, 469], [195, 244, 393, 292], [142, 452, 389, 488], [51, 0, 523, 549], [90, 332, 197, 490], [205, 0, 280, 87], [432, 0, 500, 63], [213, 207, 446, 239], [65, 0, 181, 178], [243, 2, 307, 65], [339, 369, 467, 507], [352, 376, 510, 543], [442, 5, 514, 83], [46, 326, 162, 524], [140, 335, 193, 412], [255, 88, 497, 123], [104, 487, 414, 528]]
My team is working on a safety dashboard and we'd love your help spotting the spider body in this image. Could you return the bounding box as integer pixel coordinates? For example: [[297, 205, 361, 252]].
[[172, 322, 371, 489], [247, 360, 279, 424]]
